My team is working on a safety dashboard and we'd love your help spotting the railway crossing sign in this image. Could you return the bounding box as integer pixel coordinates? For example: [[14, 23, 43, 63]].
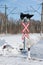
[[22, 22, 29, 39], [20, 13, 34, 52], [22, 22, 29, 33], [22, 33, 29, 39]]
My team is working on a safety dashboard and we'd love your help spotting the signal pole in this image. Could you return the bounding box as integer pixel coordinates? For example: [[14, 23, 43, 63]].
[[5, 5, 8, 34], [1, 19, 3, 33], [41, 2, 43, 35]]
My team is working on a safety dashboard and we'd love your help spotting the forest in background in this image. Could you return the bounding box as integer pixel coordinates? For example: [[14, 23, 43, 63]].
[[0, 13, 41, 34]]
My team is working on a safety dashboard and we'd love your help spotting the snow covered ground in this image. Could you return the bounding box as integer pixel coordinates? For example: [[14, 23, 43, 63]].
[[0, 33, 43, 65], [0, 56, 43, 65], [0, 33, 41, 48]]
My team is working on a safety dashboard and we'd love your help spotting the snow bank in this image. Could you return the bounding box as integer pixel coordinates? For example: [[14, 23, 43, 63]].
[[25, 33, 41, 48], [30, 39, 43, 59]]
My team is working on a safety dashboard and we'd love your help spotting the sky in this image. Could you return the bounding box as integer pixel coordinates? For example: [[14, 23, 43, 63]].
[[0, 0, 42, 21]]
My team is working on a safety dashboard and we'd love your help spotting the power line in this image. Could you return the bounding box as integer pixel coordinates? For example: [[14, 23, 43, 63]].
[[30, 6, 41, 15], [8, 7, 17, 16]]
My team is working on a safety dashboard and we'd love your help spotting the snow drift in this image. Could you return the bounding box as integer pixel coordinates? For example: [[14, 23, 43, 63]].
[[30, 39, 43, 59]]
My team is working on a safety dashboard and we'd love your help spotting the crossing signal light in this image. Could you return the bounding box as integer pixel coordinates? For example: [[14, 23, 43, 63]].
[[20, 13, 34, 20]]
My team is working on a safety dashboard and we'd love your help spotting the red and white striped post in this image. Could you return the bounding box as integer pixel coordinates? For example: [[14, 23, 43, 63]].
[[22, 22, 30, 50]]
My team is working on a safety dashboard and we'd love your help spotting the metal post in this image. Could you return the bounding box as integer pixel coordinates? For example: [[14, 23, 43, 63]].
[[5, 5, 7, 34], [40, 2, 43, 35], [1, 19, 3, 33], [24, 37, 25, 50], [23, 18, 26, 50]]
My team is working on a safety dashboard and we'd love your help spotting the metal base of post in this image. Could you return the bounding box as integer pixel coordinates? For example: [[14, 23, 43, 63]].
[[20, 37, 28, 58]]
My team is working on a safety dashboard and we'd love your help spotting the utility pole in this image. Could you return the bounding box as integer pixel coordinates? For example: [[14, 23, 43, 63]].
[[41, 2, 43, 35], [5, 5, 8, 34], [1, 19, 3, 33]]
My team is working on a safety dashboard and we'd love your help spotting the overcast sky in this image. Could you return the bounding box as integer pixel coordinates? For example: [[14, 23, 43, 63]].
[[0, 0, 42, 21]]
